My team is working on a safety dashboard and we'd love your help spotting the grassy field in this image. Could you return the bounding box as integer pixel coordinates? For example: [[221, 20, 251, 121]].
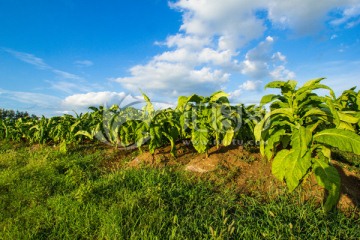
[[0, 141, 359, 239]]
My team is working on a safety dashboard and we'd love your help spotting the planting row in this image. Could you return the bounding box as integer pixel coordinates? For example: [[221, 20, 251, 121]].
[[1, 78, 360, 211]]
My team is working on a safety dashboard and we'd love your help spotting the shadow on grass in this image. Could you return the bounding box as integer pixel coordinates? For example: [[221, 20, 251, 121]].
[[334, 164, 360, 208]]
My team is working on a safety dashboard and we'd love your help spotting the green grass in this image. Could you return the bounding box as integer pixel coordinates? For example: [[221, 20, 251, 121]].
[[0, 141, 359, 239]]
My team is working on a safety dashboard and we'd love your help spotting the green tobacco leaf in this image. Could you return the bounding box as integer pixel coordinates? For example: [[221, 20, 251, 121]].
[[149, 125, 162, 154], [209, 91, 229, 103], [287, 80, 297, 90], [291, 126, 312, 157], [75, 130, 93, 140], [222, 129, 234, 146], [284, 150, 312, 192], [297, 79, 335, 99], [297, 95, 325, 110], [141, 92, 154, 116], [314, 128, 360, 155], [59, 141, 67, 153], [135, 122, 149, 148], [163, 128, 179, 157], [272, 149, 292, 181], [254, 118, 265, 142], [313, 158, 341, 212], [187, 94, 203, 104], [176, 96, 188, 111], [338, 111, 359, 124], [301, 108, 329, 120], [267, 108, 294, 121], [270, 101, 289, 110], [326, 99, 340, 126], [338, 122, 356, 132], [255, 108, 294, 143], [265, 81, 287, 89], [265, 128, 286, 160], [301, 77, 325, 88], [260, 94, 277, 106], [191, 124, 209, 154]]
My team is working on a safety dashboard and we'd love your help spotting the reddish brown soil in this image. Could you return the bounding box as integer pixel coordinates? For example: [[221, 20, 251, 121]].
[[108, 143, 360, 213]]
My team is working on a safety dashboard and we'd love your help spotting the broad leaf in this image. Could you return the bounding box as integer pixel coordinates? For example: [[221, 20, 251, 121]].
[[209, 91, 229, 103], [222, 129, 234, 146], [254, 118, 265, 142], [314, 128, 360, 155], [176, 96, 188, 111], [272, 149, 292, 180], [149, 125, 162, 154], [338, 112, 359, 124], [291, 126, 312, 157], [265, 128, 286, 160], [301, 77, 325, 88], [284, 150, 312, 192], [260, 94, 277, 106], [191, 124, 209, 154], [313, 158, 341, 212], [265, 81, 288, 89], [75, 130, 93, 140]]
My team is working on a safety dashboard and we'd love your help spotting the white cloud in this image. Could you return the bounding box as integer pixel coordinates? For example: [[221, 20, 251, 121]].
[[115, 61, 229, 96], [163, 34, 210, 50], [3, 48, 83, 80], [272, 52, 286, 62], [240, 36, 292, 80], [0, 88, 62, 115], [241, 80, 263, 91], [52, 69, 82, 80], [267, 0, 359, 34], [61, 91, 175, 111], [228, 80, 263, 101], [62, 91, 129, 108], [154, 48, 197, 64], [170, 0, 265, 45], [113, 0, 359, 99], [331, 4, 360, 28], [3, 48, 49, 70], [198, 48, 234, 66], [45, 80, 101, 94], [270, 65, 296, 80], [74, 60, 94, 67]]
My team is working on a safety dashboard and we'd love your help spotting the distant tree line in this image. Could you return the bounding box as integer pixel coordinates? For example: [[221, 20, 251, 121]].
[[0, 109, 38, 121]]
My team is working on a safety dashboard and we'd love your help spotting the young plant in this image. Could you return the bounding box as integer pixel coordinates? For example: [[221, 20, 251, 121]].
[[176, 91, 239, 157], [332, 87, 360, 133]]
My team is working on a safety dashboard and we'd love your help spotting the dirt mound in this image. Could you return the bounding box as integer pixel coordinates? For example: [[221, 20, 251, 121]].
[[126, 143, 360, 213]]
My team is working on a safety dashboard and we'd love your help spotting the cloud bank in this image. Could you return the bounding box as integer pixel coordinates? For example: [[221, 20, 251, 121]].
[[115, 0, 360, 99]]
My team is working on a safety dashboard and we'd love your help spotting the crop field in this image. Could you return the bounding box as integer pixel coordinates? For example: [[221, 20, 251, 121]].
[[1, 78, 360, 239]]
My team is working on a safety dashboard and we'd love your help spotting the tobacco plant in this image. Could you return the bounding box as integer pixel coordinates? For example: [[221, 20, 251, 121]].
[[176, 91, 240, 157], [255, 78, 360, 211]]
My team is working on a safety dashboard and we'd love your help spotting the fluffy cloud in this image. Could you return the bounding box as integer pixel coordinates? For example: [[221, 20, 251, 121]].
[[114, 0, 359, 99], [240, 36, 294, 80], [229, 80, 262, 99], [270, 66, 296, 80], [115, 61, 229, 96], [170, 0, 266, 50], [62, 91, 129, 108], [267, 0, 360, 34]]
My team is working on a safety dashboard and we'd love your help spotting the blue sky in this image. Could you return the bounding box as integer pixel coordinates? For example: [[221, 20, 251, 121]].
[[1, 0, 360, 116]]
